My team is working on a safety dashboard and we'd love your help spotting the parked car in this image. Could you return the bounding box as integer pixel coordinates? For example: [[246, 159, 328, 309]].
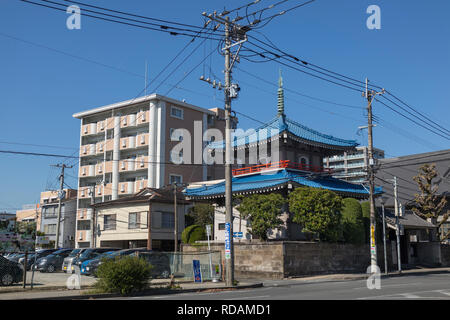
[[80, 251, 115, 275], [86, 248, 171, 279], [84, 248, 150, 276], [70, 248, 120, 273], [34, 248, 73, 273], [62, 248, 86, 273], [0, 256, 23, 286], [7, 253, 25, 263], [19, 249, 59, 270]]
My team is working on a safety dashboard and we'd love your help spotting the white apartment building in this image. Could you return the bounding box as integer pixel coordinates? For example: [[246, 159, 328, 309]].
[[72, 94, 226, 248], [323, 146, 385, 183]]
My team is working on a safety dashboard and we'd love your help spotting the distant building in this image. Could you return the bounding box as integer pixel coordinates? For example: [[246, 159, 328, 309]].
[[39, 189, 77, 248], [323, 146, 385, 183], [72, 94, 227, 248], [376, 149, 450, 245], [16, 204, 40, 230]]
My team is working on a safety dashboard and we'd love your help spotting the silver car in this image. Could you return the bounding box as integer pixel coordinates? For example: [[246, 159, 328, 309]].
[[62, 248, 86, 273]]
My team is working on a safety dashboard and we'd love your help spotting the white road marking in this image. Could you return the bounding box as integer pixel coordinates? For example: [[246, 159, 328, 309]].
[[358, 288, 450, 300], [225, 295, 270, 300], [353, 282, 423, 290]]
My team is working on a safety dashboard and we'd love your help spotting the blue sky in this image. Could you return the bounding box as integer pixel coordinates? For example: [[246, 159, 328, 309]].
[[0, 0, 449, 209]]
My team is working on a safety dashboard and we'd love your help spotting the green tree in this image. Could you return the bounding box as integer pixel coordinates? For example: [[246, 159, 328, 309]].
[[186, 203, 215, 230], [412, 163, 449, 241], [341, 198, 365, 244], [288, 187, 343, 242], [237, 193, 285, 241]]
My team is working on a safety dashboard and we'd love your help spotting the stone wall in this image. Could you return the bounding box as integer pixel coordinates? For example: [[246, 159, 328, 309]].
[[182, 240, 394, 279], [441, 244, 450, 266]]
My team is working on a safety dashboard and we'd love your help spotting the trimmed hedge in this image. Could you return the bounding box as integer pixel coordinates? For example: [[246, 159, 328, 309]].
[[181, 224, 206, 244]]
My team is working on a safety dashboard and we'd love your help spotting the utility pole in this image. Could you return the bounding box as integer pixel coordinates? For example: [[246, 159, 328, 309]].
[[381, 199, 388, 275], [53, 163, 72, 249], [147, 194, 153, 250], [173, 182, 178, 252], [202, 11, 247, 287], [89, 186, 96, 248], [362, 78, 384, 273], [393, 176, 402, 272]]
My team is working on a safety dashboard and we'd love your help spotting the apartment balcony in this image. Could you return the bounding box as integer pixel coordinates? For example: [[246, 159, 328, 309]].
[[136, 110, 149, 126], [119, 156, 148, 173], [135, 179, 148, 192], [81, 123, 97, 136], [96, 120, 107, 133], [77, 230, 91, 243], [96, 141, 106, 154], [79, 164, 96, 177], [80, 144, 96, 157], [120, 133, 149, 150], [77, 208, 92, 220], [118, 181, 135, 195]]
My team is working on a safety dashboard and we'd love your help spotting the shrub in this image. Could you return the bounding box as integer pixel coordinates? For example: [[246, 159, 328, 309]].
[[95, 255, 152, 295], [181, 225, 206, 244]]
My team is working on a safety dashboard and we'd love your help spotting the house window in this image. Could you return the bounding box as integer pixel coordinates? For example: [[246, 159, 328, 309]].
[[77, 220, 91, 231], [43, 224, 56, 235], [104, 214, 116, 230], [161, 212, 174, 229], [169, 174, 182, 185], [43, 206, 57, 218], [129, 212, 141, 229], [170, 106, 184, 120], [218, 223, 226, 231]]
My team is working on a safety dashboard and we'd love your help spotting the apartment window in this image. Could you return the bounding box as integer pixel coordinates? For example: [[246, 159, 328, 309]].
[[43, 206, 57, 218], [170, 106, 184, 120], [77, 220, 90, 231], [128, 212, 141, 229], [43, 224, 57, 235], [169, 174, 182, 185], [104, 214, 116, 230], [161, 212, 174, 229]]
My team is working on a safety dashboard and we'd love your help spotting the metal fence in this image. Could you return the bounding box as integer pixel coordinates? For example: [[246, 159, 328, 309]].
[[0, 249, 223, 290], [139, 250, 223, 281]]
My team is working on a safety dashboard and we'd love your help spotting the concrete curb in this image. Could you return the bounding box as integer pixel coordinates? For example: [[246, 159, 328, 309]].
[[19, 283, 264, 300]]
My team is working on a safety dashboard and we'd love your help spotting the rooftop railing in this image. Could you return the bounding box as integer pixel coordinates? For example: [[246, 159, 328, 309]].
[[232, 160, 333, 176]]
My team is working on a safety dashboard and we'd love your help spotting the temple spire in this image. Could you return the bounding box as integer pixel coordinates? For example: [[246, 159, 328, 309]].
[[277, 69, 285, 116]]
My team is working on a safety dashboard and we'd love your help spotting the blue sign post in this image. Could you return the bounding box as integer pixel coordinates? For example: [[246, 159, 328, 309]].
[[193, 259, 202, 283], [224, 222, 231, 260], [233, 232, 243, 239]]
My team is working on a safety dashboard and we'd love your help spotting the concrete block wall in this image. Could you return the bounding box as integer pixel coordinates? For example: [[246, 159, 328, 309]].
[[183, 241, 395, 279], [441, 244, 450, 266]]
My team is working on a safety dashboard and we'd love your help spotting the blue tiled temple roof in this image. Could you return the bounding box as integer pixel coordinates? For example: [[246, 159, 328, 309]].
[[184, 169, 382, 199], [207, 115, 358, 149]]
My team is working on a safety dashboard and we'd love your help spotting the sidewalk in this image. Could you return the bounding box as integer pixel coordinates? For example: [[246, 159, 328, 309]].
[[1, 266, 449, 300], [0, 278, 263, 300]]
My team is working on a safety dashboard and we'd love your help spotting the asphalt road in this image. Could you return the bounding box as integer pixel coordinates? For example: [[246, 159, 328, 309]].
[[102, 273, 450, 300]]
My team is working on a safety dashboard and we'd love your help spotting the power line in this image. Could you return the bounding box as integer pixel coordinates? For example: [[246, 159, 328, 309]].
[[20, 0, 223, 41], [374, 97, 450, 141]]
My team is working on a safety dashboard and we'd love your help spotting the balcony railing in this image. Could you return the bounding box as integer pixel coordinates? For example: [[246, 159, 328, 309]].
[[232, 160, 333, 176]]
